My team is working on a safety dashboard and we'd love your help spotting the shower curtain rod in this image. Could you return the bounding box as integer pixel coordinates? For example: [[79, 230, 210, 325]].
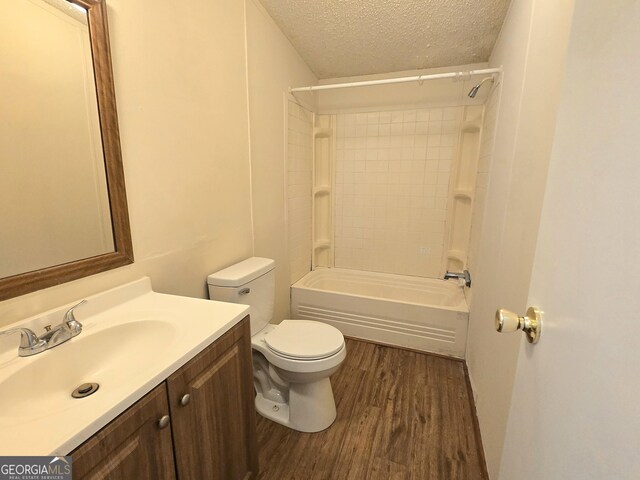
[[289, 67, 502, 93]]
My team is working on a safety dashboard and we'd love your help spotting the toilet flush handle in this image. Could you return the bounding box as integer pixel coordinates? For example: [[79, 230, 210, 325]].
[[239, 288, 250, 296]]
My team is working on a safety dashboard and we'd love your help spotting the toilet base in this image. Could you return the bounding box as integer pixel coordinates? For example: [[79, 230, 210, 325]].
[[255, 377, 337, 433]]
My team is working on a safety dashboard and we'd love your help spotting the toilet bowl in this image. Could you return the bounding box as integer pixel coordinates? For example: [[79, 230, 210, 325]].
[[207, 257, 346, 432]]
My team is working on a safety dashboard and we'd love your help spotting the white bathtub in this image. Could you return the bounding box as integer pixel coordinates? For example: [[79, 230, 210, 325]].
[[291, 268, 469, 358]]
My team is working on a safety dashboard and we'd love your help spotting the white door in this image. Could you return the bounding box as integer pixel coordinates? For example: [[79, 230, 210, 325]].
[[498, 1, 640, 479]]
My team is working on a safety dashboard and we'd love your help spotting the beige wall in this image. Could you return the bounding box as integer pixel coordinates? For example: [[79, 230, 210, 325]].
[[464, 0, 575, 476], [0, 0, 253, 327], [245, 0, 317, 322]]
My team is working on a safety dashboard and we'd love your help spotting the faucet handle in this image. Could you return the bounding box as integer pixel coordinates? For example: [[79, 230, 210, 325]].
[[0, 327, 46, 356], [64, 299, 87, 332]]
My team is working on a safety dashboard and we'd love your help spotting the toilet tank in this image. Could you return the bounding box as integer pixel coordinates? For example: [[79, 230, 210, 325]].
[[207, 257, 275, 335]]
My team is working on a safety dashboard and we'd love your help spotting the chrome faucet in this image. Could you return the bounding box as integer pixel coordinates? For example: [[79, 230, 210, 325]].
[[444, 270, 472, 288], [0, 299, 87, 357]]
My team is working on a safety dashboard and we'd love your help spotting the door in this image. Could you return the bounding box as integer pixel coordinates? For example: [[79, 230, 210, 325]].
[[498, 2, 640, 479], [167, 317, 258, 480], [71, 383, 176, 480]]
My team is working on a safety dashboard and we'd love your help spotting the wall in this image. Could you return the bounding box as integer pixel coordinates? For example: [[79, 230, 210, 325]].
[[0, 0, 112, 277], [464, 0, 575, 477], [333, 107, 462, 277], [0, 0, 253, 327], [500, 2, 640, 477], [245, 0, 317, 322]]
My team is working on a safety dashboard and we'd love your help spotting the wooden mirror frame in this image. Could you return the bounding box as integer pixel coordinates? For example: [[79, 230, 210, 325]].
[[0, 0, 133, 301]]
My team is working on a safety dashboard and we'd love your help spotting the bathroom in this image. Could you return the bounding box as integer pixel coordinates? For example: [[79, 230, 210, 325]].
[[0, 0, 639, 478]]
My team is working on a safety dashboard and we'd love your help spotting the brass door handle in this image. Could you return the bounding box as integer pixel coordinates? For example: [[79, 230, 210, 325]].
[[495, 307, 543, 344]]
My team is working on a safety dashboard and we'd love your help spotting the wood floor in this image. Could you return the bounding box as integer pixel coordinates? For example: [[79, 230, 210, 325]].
[[256, 338, 487, 480]]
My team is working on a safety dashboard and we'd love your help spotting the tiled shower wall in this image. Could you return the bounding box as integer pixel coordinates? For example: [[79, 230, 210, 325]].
[[287, 101, 314, 283], [334, 107, 462, 278]]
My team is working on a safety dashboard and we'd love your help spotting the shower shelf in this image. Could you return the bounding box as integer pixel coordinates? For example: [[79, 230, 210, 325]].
[[454, 189, 473, 200], [314, 241, 331, 250], [462, 117, 482, 133], [312, 114, 335, 269], [447, 250, 466, 262], [444, 105, 484, 274], [314, 127, 333, 138]]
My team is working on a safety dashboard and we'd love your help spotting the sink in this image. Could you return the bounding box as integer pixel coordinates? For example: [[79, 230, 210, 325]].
[[0, 320, 175, 420], [0, 277, 250, 455]]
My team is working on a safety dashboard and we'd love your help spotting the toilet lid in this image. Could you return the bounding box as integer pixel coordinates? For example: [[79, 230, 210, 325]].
[[264, 320, 344, 360]]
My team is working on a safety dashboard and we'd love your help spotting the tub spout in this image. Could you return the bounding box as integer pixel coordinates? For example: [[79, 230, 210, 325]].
[[444, 270, 471, 288]]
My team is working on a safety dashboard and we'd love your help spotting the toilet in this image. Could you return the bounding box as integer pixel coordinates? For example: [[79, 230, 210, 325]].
[[207, 257, 346, 433]]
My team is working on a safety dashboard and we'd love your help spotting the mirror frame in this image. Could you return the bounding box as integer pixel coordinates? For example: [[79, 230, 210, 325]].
[[0, 0, 133, 301]]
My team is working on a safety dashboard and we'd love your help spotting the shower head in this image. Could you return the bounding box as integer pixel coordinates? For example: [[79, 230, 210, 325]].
[[468, 76, 495, 98]]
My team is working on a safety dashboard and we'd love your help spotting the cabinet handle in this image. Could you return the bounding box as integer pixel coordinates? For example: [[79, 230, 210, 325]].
[[180, 394, 191, 406], [158, 415, 170, 429]]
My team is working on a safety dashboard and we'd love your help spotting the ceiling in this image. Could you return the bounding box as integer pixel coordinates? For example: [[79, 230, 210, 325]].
[[258, 0, 512, 79]]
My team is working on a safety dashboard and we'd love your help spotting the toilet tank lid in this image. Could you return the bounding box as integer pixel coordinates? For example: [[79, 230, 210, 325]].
[[207, 257, 275, 287]]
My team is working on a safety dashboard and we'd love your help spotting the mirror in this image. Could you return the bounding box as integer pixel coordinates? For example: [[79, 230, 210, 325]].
[[0, 0, 133, 300]]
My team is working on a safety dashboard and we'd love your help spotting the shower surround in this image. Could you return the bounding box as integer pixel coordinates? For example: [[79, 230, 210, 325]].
[[286, 98, 486, 356], [334, 107, 462, 278]]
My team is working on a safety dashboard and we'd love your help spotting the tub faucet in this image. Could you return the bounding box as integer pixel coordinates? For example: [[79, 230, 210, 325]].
[[444, 270, 471, 288]]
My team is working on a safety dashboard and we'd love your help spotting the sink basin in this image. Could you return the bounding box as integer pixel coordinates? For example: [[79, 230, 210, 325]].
[[0, 320, 176, 420], [0, 277, 250, 455]]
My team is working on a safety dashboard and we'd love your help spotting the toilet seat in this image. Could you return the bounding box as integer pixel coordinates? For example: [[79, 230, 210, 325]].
[[264, 320, 344, 360]]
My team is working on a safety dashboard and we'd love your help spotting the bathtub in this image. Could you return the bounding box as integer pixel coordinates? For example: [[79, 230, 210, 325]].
[[291, 268, 469, 358]]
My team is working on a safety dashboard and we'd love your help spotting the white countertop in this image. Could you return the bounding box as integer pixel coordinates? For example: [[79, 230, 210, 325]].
[[0, 277, 249, 455]]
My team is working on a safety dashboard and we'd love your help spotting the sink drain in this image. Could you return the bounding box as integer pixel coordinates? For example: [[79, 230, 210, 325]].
[[72, 383, 99, 398]]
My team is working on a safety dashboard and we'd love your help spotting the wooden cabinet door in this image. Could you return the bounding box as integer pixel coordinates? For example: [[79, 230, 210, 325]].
[[167, 317, 258, 480], [71, 383, 176, 480]]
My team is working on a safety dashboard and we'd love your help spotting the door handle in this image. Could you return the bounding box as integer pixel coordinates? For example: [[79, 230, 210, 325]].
[[495, 307, 543, 344]]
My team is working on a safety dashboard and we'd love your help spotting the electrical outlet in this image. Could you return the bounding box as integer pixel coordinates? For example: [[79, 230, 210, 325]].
[[419, 247, 430, 256]]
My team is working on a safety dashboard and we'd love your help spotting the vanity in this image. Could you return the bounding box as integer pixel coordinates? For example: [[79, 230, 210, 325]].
[[0, 279, 258, 479]]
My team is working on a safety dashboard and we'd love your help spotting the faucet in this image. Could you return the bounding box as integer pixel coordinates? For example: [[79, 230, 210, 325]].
[[444, 269, 472, 288], [0, 299, 87, 357]]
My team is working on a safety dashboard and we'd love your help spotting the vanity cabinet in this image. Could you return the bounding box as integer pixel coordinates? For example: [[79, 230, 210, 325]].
[[167, 315, 258, 480], [72, 317, 258, 480], [71, 383, 176, 479]]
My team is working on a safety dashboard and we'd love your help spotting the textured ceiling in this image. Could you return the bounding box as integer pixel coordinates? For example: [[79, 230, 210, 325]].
[[258, 0, 511, 79]]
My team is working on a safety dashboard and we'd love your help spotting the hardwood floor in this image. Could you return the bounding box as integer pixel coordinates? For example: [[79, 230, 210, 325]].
[[256, 338, 487, 480]]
